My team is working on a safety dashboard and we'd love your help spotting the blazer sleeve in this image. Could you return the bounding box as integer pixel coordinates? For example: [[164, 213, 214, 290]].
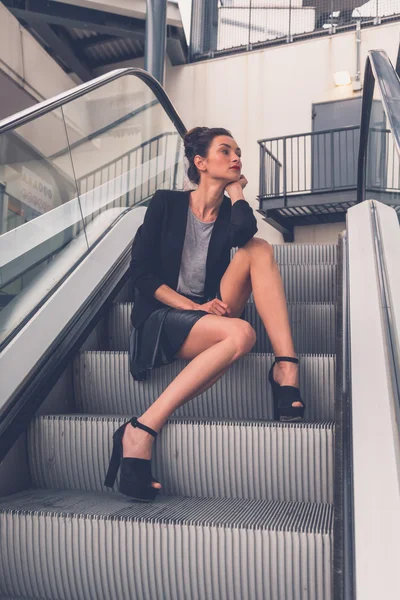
[[130, 189, 167, 299], [229, 199, 258, 248]]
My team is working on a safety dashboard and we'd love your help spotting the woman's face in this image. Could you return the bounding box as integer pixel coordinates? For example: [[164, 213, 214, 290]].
[[196, 135, 242, 183]]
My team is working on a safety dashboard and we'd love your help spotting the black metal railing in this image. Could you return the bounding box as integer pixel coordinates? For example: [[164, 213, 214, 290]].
[[259, 125, 360, 204], [190, 0, 400, 61]]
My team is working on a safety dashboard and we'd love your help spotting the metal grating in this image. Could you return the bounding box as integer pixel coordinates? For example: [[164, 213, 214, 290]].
[[0, 489, 333, 599], [116, 243, 338, 304], [108, 301, 336, 354], [116, 262, 337, 304], [85, 37, 145, 67], [269, 243, 337, 264], [0, 488, 334, 532], [0, 597, 54, 600], [0, 241, 338, 600], [271, 264, 337, 302], [265, 202, 355, 224], [28, 416, 334, 504], [74, 351, 336, 422]]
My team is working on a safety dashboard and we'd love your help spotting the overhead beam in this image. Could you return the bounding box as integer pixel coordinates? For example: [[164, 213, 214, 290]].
[[5, 1, 147, 40], [32, 22, 92, 81], [77, 34, 121, 49], [49, 0, 183, 28], [166, 26, 188, 65], [3, 1, 188, 70]]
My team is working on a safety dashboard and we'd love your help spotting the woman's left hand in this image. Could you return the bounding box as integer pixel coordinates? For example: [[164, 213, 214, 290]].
[[225, 174, 248, 198]]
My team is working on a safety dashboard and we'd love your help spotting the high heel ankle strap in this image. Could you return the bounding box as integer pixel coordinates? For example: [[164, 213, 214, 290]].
[[130, 416, 158, 438], [273, 356, 299, 365]]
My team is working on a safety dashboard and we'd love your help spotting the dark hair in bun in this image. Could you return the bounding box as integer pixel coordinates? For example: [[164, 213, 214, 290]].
[[184, 126, 233, 185]]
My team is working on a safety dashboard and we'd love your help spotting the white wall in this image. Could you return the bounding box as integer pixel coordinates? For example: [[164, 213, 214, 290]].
[[294, 222, 346, 243], [163, 21, 400, 243]]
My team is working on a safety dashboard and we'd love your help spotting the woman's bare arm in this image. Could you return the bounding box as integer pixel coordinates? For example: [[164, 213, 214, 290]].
[[154, 284, 198, 310]]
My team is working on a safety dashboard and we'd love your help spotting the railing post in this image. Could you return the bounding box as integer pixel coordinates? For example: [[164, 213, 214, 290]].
[[173, 134, 181, 190], [259, 143, 264, 197], [283, 138, 287, 206], [331, 130, 335, 190], [275, 162, 280, 196], [287, 0, 293, 43], [126, 153, 131, 207], [0, 183, 7, 235]]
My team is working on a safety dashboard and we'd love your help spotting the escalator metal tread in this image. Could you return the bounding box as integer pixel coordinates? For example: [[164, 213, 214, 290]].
[[0, 488, 333, 533]]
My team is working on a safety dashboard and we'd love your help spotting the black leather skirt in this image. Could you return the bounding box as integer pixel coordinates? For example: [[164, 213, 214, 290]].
[[129, 287, 246, 381]]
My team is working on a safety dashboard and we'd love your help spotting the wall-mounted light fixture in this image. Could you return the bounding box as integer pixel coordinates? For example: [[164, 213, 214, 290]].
[[333, 71, 352, 86], [330, 13, 363, 92]]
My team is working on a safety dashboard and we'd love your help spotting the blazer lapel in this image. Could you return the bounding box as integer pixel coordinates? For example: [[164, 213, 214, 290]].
[[170, 191, 190, 289]]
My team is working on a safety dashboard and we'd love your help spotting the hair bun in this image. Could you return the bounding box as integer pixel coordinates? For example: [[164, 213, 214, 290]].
[[183, 127, 209, 157], [183, 126, 233, 186]]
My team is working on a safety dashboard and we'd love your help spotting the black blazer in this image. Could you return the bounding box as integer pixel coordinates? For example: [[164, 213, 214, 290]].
[[129, 189, 258, 328]]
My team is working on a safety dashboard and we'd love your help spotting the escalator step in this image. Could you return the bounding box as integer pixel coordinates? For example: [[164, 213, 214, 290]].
[[0, 597, 54, 600], [116, 263, 337, 304], [28, 415, 334, 504], [74, 352, 335, 422], [108, 302, 336, 355], [269, 243, 337, 264], [0, 489, 333, 600]]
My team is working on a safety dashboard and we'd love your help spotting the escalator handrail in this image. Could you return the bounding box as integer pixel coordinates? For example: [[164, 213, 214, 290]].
[[357, 49, 400, 203], [0, 67, 187, 137]]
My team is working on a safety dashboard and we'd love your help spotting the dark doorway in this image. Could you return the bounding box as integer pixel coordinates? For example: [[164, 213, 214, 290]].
[[311, 97, 362, 192]]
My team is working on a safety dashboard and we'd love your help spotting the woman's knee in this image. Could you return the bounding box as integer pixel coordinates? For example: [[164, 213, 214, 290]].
[[228, 319, 257, 356], [244, 237, 274, 262], [175, 315, 255, 360]]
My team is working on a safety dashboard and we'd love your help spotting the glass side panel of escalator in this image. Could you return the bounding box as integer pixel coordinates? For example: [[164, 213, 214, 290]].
[[0, 73, 184, 346]]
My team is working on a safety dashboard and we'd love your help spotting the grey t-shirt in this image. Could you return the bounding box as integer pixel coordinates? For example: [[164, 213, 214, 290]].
[[176, 207, 216, 298]]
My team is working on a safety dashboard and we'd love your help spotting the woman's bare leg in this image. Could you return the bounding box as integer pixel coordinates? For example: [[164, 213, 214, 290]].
[[123, 316, 256, 487], [218, 238, 302, 393]]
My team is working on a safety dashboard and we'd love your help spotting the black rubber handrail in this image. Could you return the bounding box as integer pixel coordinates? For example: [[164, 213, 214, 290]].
[[0, 67, 187, 138], [357, 50, 400, 203]]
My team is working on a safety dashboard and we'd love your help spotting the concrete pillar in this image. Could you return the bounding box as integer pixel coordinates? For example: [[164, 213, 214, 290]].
[[144, 0, 167, 86], [189, 0, 218, 60]]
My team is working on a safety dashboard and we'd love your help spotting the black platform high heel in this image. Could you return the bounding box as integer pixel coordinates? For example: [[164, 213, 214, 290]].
[[104, 416, 160, 502], [268, 356, 306, 422]]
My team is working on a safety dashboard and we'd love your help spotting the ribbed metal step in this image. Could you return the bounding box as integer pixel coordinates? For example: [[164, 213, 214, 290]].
[[114, 244, 338, 304], [0, 597, 53, 600], [28, 415, 334, 504], [108, 302, 336, 354], [268, 264, 337, 303], [0, 489, 333, 600], [269, 244, 337, 264], [74, 352, 335, 422], [115, 263, 337, 304]]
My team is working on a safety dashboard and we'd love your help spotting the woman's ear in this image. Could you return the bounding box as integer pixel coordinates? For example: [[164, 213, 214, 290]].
[[194, 154, 206, 174]]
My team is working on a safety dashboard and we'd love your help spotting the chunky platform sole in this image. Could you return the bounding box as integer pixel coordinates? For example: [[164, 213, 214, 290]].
[[268, 356, 306, 422], [104, 416, 160, 502]]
